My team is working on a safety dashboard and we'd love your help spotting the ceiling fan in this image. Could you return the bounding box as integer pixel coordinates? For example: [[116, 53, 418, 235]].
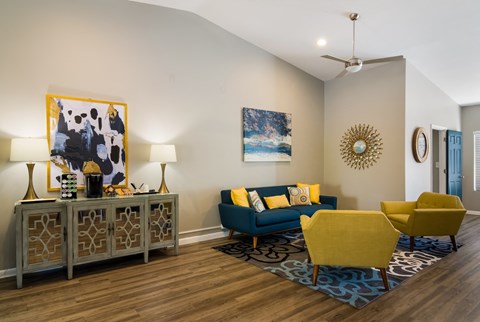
[[322, 13, 403, 78]]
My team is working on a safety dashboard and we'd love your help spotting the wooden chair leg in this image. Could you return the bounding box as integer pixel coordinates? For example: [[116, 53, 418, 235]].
[[228, 229, 234, 240], [252, 236, 258, 249], [312, 264, 319, 286], [307, 251, 311, 263], [410, 236, 415, 252], [379, 268, 390, 291], [450, 235, 458, 251]]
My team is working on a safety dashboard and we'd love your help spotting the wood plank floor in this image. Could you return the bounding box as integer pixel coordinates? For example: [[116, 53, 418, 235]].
[[1, 214, 480, 321]]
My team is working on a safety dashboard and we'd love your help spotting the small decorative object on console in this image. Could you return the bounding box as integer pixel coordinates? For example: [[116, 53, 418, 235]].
[[84, 173, 103, 198], [60, 173, 77, 199], [104, 184, 117, 197]]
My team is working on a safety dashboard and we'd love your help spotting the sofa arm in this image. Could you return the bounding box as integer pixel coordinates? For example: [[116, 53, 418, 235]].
[[320, 195, 337, 210], [218, 203, 257, 233], [381, 201, 416, 215]]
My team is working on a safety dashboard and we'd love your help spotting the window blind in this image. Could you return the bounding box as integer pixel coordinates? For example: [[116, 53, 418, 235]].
[[475, 131, 480, 191]]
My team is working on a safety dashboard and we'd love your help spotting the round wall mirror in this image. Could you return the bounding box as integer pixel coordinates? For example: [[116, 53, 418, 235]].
[[353, 140, 367, 154]]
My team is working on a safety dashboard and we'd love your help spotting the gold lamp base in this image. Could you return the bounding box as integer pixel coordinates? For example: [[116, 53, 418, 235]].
[[158, 163, 170, 194], [23, 162, 40, 200]]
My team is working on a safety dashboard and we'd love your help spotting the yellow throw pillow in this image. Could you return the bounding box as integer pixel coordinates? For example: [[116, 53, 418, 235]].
[[264, 194, 290, 209], [231, 187, 250, 207], [297, 183, 321, 204]]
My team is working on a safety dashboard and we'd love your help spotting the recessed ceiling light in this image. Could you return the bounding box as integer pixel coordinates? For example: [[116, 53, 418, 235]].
[[316, 38, 327, 47]]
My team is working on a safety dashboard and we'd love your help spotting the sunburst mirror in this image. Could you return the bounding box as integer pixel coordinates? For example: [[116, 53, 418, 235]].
[[340, 124, 383, 170]]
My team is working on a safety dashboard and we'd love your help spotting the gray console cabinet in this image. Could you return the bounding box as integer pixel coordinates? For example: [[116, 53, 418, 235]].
[[15, 203, 67, 289], [15, 193, 178, 288]]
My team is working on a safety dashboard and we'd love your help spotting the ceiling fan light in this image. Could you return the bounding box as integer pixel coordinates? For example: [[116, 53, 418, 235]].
[[345, 64, 362, 73]]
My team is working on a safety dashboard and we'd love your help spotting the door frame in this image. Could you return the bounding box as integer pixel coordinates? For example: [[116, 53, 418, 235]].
[[431, 124, 447, 194]]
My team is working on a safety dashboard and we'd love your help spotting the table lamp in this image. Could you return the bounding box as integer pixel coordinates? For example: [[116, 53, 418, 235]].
[[149, 144, 177, 193], [10, 138, 50, 200]]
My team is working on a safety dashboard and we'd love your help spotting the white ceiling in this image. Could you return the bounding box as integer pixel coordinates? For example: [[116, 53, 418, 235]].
[[131, 0, 480, 106]]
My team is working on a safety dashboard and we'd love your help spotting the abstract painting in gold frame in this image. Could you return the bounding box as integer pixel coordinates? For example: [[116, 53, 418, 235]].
[[46, 94, 128, 191]]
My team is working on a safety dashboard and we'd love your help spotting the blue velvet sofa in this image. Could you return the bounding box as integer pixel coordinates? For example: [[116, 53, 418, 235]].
[[218, 184, 337, 248]]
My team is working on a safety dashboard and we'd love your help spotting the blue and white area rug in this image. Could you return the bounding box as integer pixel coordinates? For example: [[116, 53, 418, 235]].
[[214, 231, 461, 309]]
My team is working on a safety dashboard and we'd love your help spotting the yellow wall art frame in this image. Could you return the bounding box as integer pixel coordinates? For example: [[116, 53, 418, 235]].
[[46, 94, 128, 191]]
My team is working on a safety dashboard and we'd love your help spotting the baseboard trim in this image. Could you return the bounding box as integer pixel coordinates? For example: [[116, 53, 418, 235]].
[[179, 230, 229, 245], [468, 210, 480, 216], [0, 268, 16, 279], [0, 227, 230, 280]]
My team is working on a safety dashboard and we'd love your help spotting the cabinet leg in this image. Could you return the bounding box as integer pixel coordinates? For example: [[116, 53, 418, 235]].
[[16, 273, 22, 289]]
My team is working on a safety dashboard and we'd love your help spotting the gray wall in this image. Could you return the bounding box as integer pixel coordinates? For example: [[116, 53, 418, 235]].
[[461, 105, 480, 211], [0, 0, 325, 271], [404, 62, 461, 200], [323, 60, 462, 210], [324, 61, 407, 210]]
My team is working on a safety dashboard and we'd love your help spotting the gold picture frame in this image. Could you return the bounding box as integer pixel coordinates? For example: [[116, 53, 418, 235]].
[[46, 94, 128, 191]]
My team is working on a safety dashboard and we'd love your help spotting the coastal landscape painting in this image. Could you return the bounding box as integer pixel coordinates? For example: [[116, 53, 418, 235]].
[[243, 107, 292, 162]]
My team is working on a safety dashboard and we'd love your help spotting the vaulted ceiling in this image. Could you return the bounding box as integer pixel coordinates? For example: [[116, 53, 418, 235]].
[[131, 0, 480, 106]]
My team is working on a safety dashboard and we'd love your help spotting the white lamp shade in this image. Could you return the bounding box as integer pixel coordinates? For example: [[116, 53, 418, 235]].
[[150, 144, 177, 163], [10, 138, 50, 162]]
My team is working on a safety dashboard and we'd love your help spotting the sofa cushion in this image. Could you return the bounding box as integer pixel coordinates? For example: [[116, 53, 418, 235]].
[[252, 185, 291, 200], [264, 195, 290, 209], [248, 190, 265, 213], [290, 203, 335, 216], [231, 187, 249, 207], [256, 208, 300, 226], [287, 186, 311, 205], [297, 183, 320, 204]]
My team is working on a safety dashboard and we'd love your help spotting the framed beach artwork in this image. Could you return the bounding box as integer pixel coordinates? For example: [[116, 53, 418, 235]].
[[46, 94, 128, 191], [242, 107, 292, 162]]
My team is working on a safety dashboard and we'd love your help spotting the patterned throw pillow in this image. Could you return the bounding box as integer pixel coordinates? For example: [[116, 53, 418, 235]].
[[248, 190, 265, 213], [288, 186, 312, 206], [297, 183, 321, 204]]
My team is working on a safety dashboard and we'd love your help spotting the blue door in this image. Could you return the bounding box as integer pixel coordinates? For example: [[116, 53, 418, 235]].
[[446, 130, 463, 199]]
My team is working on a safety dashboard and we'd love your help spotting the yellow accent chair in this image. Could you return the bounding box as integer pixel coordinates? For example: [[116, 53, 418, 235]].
[[300, 210, 400, 290], [381, 192, 467, 252]]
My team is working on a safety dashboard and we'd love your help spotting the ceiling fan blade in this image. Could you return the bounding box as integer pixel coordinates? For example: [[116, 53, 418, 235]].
[[363, 55, 404, 65], [335, 69, 348, 78], [322, 55, 348, 64]]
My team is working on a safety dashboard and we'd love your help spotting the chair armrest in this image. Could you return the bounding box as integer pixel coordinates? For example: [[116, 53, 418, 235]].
[[300, 214, 312, 230], [218, 203, 256, 233], [411, 208, 467, 235], [381, 201, 416, 215], [320, 195, 337, 209]]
